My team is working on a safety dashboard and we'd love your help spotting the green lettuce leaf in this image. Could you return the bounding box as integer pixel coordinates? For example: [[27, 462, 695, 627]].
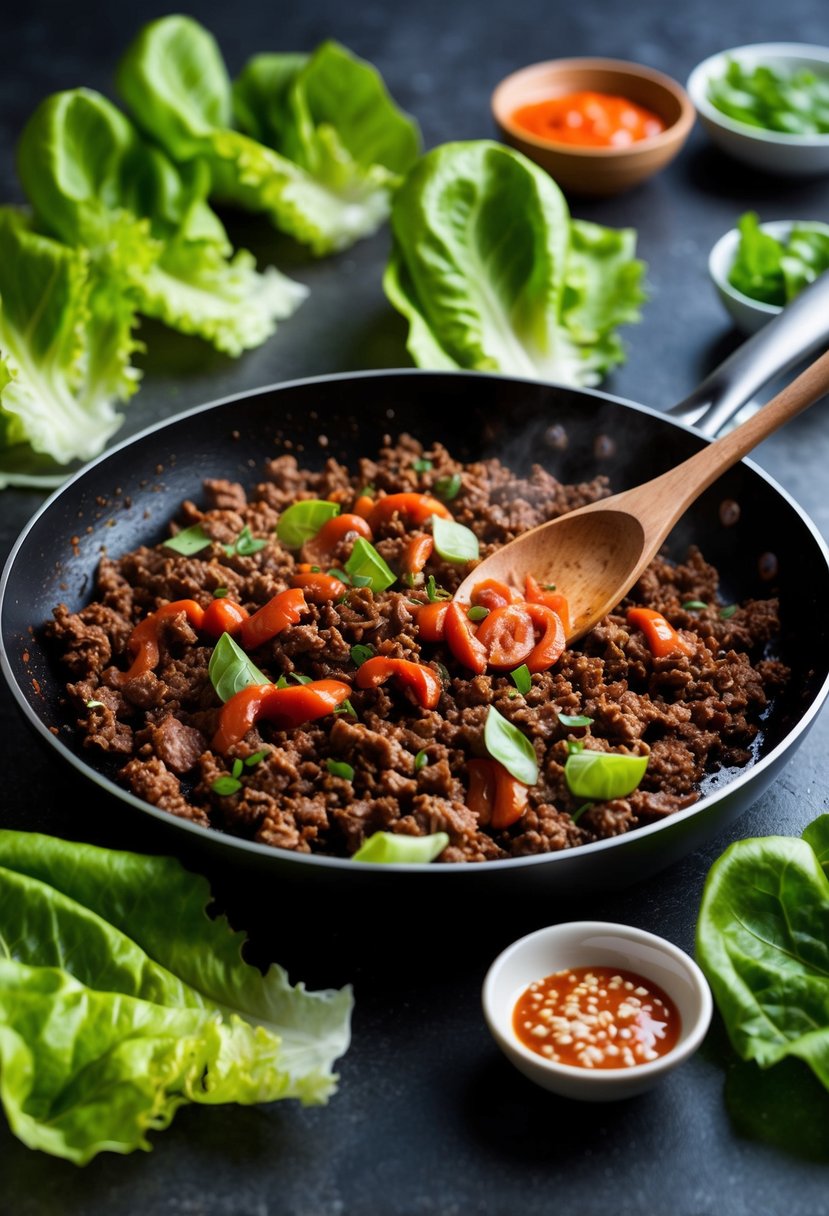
[[117, 16, 420, 254], [695, 823, 829, 1089], [17, 88, 306, 356], [0, 208, 140, 488], [0, 831, 352, 1163], [383, 140, 645, 386]]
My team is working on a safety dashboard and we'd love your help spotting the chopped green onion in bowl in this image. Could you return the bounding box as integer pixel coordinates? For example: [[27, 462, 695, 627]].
[[706, 58, 829, 136]]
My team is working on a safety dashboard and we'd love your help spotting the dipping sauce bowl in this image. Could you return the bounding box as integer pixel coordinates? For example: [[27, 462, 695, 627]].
[[482, 920, 712, 1101]]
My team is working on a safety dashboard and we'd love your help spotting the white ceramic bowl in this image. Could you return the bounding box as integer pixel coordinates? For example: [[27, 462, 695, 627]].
[[687, 42, 829, 174], [482, 920, 712, 1101], [709, 218, 829, 334]]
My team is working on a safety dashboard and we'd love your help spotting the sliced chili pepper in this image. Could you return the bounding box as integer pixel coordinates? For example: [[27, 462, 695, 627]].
[[239, 587, 308, 650], [368, 492, 452, 531], [302, 513, 373, 567], [443, 601, 487, 674], [401, 533, 434, 580], [470, 579, 519, 611], [290, 572, 349, 603], [112, 599, 205, 685], [201, 597, 249, 637], [521, 601, 566, 673], [465, 757, 528, 829], [416, 600, 450, 643], [626, 606, 693, 658], [474, 604, 536, 670], [354, 656, 441, 709], [353, 495, 375, 520], [212, 679, 352, 754], [525, 574, 571, 634]]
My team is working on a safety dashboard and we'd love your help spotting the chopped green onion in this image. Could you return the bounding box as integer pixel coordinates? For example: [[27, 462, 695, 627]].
[[412, 458, 433, 472], [431, 515, 479, 564], [467, 605, 490, 622], [289, 672, 312, 685], [350, 644, 375, 666], [224, 525, 266, 557], [208, 634, 268, 703], [212, 775, 242, 796], [415, 749, 429, 771], [276, 675, 289, 689], [334, 699, 357, 717], [484, 705, 538, 785], [350, 574, 373, 588], [213, 587, 229, 599], [571, 802, 594, 824], [434, 473, 462, 501], [276, 500, 340, 549], [564, 750, 649, 801], [85, 699, 104, 709], [344, 537, 396, 593], [510, 664, 532, 695], [352, 831, 449, 864], [328, 568, 350, 583], [682, 600, 708, 611], [231, 758, 244, 779], [720, 604, 738, 619], [326, 759, 355, 780], [245, 750, 268, 767], [426, 575, 452, 602], [163, 524, 211, 555], [558, 713, 594, 728]]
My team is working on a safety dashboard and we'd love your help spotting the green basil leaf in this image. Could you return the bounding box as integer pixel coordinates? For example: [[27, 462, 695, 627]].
[[682, 600, 708, 611], [163, 524, 212, 555], [431, 515, 479, 564], [510, 664, 532, 695], [231, 758, 244, 779], [558, 712, 594, 728], [213, 587, 229, 598], [344, 537, 395, 593], [326, 759, 355, 780], [412, 458, 432, 472], [467, 605, 489, 622], [212, 775, 242, 795], [224, 525, 267, 557], [85, 699, 104, 709], [564, 750, 648, 800], [351, 831, 449, 864], [276, 500, 340, 548], [414, 749, 429, 771], [208, 633, 269, 703], [289, 672, 312, 685], [244, 749, 269, 767], [484, 705, 538, 785], [350, 644, 375, 666], [434, 472, 462, 501], [720, 605, 738, 620]]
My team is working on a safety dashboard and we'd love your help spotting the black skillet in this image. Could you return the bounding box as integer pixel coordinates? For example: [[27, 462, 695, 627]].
[[3, 284, 829, 896]]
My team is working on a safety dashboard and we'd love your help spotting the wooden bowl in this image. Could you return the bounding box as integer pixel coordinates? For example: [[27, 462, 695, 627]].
[[491, 57, 695, 196]]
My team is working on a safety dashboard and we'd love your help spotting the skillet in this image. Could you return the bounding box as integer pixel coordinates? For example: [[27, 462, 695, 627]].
[[2, 300, 829, 895]]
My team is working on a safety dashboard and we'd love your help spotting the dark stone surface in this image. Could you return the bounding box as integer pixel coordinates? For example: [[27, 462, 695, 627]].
[[2, 0, 829, 1211]]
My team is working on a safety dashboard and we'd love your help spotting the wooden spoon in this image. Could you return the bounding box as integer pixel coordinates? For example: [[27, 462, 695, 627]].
[[455, 348, 829, 643]]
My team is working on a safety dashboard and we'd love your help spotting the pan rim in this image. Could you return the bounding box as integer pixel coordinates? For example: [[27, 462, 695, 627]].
[[3, 366, 829, 874]]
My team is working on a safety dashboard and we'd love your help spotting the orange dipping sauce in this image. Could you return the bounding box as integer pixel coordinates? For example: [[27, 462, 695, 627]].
[[511, 91, 666, 148], [513, 966, 681, 1069]]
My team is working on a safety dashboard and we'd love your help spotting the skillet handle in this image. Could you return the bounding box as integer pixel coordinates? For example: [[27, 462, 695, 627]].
[[667, 271, 829, 438]]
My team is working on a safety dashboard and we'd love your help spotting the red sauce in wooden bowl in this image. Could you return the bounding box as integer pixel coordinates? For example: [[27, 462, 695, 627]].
[[511, 92, 666, 148]]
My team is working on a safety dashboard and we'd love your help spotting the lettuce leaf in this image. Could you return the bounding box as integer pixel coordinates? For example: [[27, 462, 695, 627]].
[[0, 831, 352, 1164], [17, 88, 306, 356], [696, 816, 829, 1088], [383, 140, 645, 386], [117, 16, 420, 254], [0, 208, 140, 488]]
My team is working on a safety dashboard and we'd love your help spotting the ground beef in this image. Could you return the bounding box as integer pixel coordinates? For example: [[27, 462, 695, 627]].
[[47, 436, 789, 863]]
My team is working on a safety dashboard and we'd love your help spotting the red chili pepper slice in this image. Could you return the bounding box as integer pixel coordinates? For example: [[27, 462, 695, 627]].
[[354, 656, 441, 709], [522, 602, 566, 673], [201, 597, 250, 637], [239, 588, 308, 650], [401, 533, 434, 579], [626, 606, 692, 658], [525, 574, 571, 634], [444, 601, 488, 674], [302, 513, 373, 567], [416, 600, 450, 643], [290, 572, 349, 603], [470, 579, 519, 611], [112, 599, 205, 685], [474, 604, 536, 670], [465, 758, 528, 829], [212, 679, 352, 754], [368, 493, 452, 531]]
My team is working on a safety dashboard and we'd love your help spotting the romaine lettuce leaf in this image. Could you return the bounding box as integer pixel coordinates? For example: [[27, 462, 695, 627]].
[[17, 88, 306, 356], [0, 830, 352, 1163], [0, 208, 140, 488], [117, 16, 420, 254], [383, 140, 645, 386]]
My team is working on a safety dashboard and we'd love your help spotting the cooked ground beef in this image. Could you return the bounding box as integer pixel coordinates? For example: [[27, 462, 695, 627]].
[[48, 436, 789, 863]]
